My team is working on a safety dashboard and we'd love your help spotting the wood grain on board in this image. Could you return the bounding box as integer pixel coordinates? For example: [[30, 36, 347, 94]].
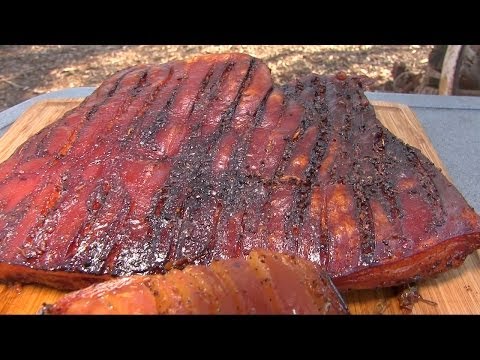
[[0, 98, 479, 314]]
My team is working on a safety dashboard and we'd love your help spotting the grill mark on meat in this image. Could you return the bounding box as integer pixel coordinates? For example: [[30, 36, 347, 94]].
[[0, 70, 150, 257], [147, 58, 254, 271], [132, 71, 149, 96], [66, 180, 124, 271], [381, 135, 428, 257], [37, 69, 146, 164], [376, 131, 409, 259], [109, 64, 220, 272], [339, 79, 377, 266], [295, 79, 330, 266], [271, 82, 307, 179], [224, 87, 275, 179], [254, 99, 303, 179], [43, 70, 150, 194], [172, 59, 257, 266], [321, 76, 365, 273], [20, 69, 161, 267], [281, 82, 318, 254], [119, 65, 174, 151], [145, 60, 235, 269], [156, 61, 229, 159], [124, 65, 181, 148], [382, 133, 414, 225], [66, 183, 134, 275], [140, 85, 180, 144], [107, 68, 137, 97], [265, 76, 331, 265], [349, 87, 399, 261], [81, 67, 150, 137], [124, 64, 216, 268], [88, 195, 134, 274], [208, 64, 272, 261], [243, 88, 287, 178], [310, 78, 334, 268], [235, 88, 288, 253], [219, 87, 273, 256], [72, 164, 171, 274], [408, 148, 446, 230], [372, 127, 401, 221], [177, 60, 263, 263], [73, 62, 215, 273], [368, 125, 405, 245], [13, 181, 63, 261], [351, 152, 377, 267], [76, 66, 138, 125], [64, 179, 112, 258], [54, 69, 151, 170], [52, 68, 141, 159], [207, 60, 256, 143], [322, 79, 345, 269], [0, 67, 136, 188], [280, 90, 318, 175]]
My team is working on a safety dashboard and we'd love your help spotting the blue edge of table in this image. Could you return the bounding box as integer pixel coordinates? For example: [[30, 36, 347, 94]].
[[1, 88, 479, 212]]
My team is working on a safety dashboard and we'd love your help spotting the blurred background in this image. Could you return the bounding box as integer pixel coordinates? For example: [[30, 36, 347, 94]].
[[1, 45, 479, 112]]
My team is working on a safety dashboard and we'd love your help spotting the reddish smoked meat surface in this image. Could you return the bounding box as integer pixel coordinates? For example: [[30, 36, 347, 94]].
[[42, 250, 348, 314], [0, 53, 479, 290]]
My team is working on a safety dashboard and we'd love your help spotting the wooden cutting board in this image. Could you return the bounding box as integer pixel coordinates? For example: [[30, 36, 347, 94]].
[[0, 98, 479, 315]]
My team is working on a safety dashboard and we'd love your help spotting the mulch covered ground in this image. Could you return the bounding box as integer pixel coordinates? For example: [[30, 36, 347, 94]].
[[0, 45, 433, 112]]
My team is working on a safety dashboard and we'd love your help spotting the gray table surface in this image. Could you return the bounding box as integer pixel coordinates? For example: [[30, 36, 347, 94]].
[[1, 88, 479, 212]]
